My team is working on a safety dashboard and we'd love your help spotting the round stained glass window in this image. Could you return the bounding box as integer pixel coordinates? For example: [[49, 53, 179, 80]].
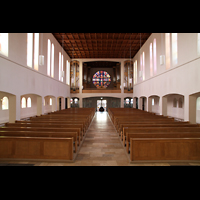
[[92, 71, 111, 88]]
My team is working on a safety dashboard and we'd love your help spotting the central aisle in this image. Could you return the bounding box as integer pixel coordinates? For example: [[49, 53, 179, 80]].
[[73, 111, 130, 166]]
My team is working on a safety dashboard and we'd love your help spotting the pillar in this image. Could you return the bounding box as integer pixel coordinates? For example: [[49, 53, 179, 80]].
[[184, 94, 189, 122], [37, 96, 42, 116], [189, 94, 196, 124], [52, 97, 56, 112], [161, 96, 167, 116], [148, 97, 152, 113], [121, 97, 124, 108], [16, 95, 21, 121], [79, 97, 82, 108], [9, 95, 16, 123]]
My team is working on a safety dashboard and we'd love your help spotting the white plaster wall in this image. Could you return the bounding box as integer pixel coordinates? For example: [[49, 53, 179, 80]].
[[0, 33, 71, 123], [133, 33, 200, 121]]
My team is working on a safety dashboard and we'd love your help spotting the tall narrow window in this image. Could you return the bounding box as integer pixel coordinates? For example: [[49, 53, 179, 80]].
[[172, 33, 178, 65], [59, 52, 64, 82], [51, 43, 54, 78], [150, 43, 153, 77], [59, 52, 62, 81], [142, 52, 145, 80], [0, 33, 8, 57], [153, 38, 157, 74], [66, 60, 70, 85], [134, 60, 137, 84], [27, 97, 31, 108], [47, 39, 51, 76], [2, 96, 9, 110], [34, 33, 39, 71], [21, 97, 26, 108], [27, 33, 33, 68], [165, 33, 171, 70], [61, 54, 64, 82]]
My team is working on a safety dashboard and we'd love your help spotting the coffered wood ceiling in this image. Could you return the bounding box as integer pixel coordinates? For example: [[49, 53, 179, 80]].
[[52, 33, 152, 59]]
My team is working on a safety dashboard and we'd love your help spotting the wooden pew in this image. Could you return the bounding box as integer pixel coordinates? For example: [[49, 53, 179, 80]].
[[0, 127, 82, 145], [0, 131, 78, 153], [120, 123, 199, 140], [123, 127, 200, 148], [126, 132, 200, 154], [15, 120, 87, 134], [0, 136, 74, 161], [130, 138, 200, 161], [5, 123, 85, 137], [30, 117, 90, 129]]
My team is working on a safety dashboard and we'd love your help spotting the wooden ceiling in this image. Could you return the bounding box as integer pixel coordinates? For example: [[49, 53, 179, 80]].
[[52, 33, 152, 59]]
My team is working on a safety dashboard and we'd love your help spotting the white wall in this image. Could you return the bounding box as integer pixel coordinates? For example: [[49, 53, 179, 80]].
[[0, 33, 71, 123], [133, 33, 200, 122]]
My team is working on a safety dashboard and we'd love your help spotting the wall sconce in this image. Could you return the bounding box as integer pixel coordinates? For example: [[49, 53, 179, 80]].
[[39, 55, 44, 66]]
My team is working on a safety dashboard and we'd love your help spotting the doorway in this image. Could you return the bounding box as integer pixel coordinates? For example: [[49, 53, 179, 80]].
[[65, 98, 68, 109], [97, 100, 107, 112], [59, 98, 61, 110]]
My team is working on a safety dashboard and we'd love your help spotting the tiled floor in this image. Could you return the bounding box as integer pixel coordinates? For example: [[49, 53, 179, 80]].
[[1, 112, 200, 166]]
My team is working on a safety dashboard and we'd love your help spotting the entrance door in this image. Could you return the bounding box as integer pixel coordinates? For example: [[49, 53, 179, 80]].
[[97, 100, 107, 112]]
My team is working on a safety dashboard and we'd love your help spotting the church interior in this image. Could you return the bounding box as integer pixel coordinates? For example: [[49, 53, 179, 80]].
[[0, 33, 200, 166]]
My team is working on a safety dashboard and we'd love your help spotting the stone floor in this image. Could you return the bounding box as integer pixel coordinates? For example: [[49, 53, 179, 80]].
[[1, 112, 200, 166]]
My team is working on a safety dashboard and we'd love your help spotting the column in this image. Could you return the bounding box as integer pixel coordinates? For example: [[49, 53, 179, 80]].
[[189, 94, 196, 124], [79, 97, 82, 108], [9, 95, 16, 123], [121, 97, 124, 108], [161, 96, 167, 116], [148, 97, 152, 112], [15, 95, 21, 121], [37, 96, 42, 116], [184, 94, 189, 122]]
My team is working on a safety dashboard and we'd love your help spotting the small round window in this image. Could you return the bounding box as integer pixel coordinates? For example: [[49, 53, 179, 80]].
[[92, 71, 111, 88]]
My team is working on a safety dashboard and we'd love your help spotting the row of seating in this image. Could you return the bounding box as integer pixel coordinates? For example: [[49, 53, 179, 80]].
[[0, 108, 95, 162], [108, 108, 200, 162]]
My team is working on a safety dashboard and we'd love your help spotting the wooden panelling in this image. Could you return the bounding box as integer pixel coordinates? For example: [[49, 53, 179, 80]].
[[130, 138, 200, 161], [52, 33, 152, 59]]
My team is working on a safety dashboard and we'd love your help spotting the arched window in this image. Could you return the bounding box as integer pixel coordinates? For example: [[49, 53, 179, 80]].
[[173, 98, 177, 107], [50, 98, 52, 106], [21, 97, 26, 108], [197, 97, 200, 110], [178, 98, 183, 108], [92, 71, 111, 88], [27, 97, 31, 108], [2, 96, 9, 110]]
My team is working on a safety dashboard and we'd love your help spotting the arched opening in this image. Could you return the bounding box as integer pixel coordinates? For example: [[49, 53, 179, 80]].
[[57, 96, 65, 110], [0, 91, 16, 123], [44, 95, 56, 113], [139, 96, 147, 111], [70, 97, 79, 108], [162, 93, 184, 121], [20, 94, 42, 119], [148, 95, 160, 114], [124, 97, 133, 108]]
